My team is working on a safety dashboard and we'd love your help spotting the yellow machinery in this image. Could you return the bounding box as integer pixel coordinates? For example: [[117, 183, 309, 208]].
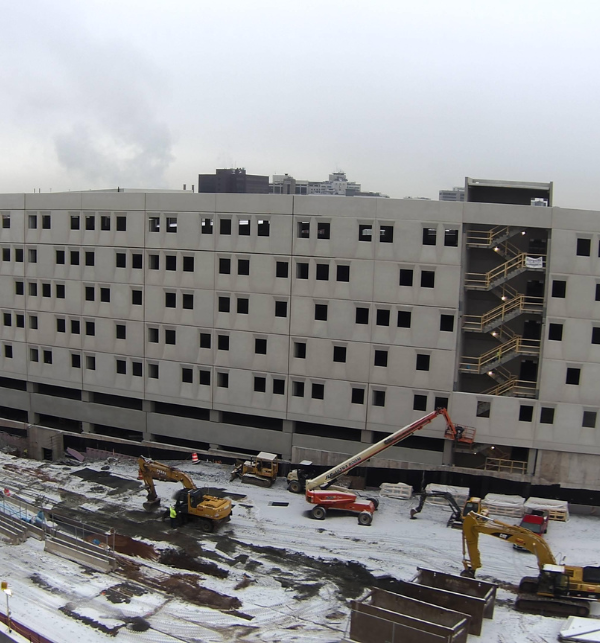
[[230, 451, 279, 488], [461, 512, 600, 617], [410, 493, 486, 528], [138, 457, 232, 532]]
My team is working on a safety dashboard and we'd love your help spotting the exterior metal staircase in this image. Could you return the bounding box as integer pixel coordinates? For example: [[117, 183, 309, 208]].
[[465, 253, 546, 291], [466, 225, 526, 249], [459, 336, 541, 374], [481, 376, 537, 398], [463, 295, 544, 333]]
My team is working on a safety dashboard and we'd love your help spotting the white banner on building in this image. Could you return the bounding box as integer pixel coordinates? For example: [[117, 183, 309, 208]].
[[525, 256, 544, 269]]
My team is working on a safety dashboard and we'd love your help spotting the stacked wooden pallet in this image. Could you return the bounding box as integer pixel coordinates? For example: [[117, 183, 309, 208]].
[[481, 493, 525, 519], [525, 497, 569, 522], [379, 482, 413, 500]]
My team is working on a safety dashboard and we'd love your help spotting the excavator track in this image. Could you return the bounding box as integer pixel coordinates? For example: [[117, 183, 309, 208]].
[[515, 593, 590, 618], [241, 475, 273, 488]]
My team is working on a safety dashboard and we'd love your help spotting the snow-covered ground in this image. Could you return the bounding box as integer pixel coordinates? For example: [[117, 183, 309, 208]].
[[0, 452, 598, 642]]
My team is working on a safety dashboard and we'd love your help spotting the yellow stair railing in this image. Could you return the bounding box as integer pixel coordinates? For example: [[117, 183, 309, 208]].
[[481, 377, 537, 398], [466, 226, 523, 247], [463, 295, 544, 332], [459, 336, 541, 373], [465, 253, 546, 290]]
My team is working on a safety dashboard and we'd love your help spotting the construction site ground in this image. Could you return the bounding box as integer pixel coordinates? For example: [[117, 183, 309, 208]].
[[0, 451, 598, 642]]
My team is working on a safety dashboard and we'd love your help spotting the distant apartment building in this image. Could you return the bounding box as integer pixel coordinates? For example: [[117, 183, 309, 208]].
[[439, 187, 465, 202], [271, 171, 388, 198], [198, 168, 269, 194]]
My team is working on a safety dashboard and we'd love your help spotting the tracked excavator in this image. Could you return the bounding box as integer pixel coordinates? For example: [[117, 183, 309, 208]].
[[299, 408, 475, 526], [461, 511, 600, 617], [410, 492, 486, 528], [138, 457, 232, 532]]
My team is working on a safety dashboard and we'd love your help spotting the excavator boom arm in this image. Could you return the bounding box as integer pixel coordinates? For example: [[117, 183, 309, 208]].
[[462, 512, 556, 574], [138, 457, 197, 502], [306, 408, 457, 492]]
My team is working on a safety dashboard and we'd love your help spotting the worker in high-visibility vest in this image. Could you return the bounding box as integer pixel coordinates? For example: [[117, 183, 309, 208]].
[[169, 505, 177, 528]]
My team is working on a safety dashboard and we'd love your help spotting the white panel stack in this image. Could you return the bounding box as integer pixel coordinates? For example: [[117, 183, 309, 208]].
[[482, 493, 525, 518], [379, 482, 413, 500], [525, 497, 570, 522]]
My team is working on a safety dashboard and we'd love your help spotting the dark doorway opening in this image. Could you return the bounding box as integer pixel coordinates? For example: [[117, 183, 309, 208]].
[[519, 360, 538, 381]]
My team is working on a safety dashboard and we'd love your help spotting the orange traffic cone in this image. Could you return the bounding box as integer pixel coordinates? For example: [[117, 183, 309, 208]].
[[192, 453, 199, 464]]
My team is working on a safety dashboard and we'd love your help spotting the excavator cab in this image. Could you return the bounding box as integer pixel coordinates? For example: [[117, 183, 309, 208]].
[[462, 497, 485, 518]]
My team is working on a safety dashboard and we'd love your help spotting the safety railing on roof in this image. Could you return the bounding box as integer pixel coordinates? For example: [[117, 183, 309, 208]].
[[463, 295, 545, 332]]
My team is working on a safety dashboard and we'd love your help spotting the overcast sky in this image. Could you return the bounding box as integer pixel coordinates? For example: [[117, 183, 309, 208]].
[[1, 1, 599, 208]]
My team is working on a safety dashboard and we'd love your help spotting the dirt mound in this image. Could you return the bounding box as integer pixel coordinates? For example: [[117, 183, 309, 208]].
[[159, 548, 228, 578], [71, 467, 141, 492], [119, 559, 242, 612]]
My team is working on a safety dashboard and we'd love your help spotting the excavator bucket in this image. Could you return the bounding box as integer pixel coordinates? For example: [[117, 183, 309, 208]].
[[143, 497, 161, 512]]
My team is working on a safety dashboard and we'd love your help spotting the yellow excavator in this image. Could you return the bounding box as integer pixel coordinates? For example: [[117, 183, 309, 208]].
[[138, 457, 232, 532], [461, 512, 600, 617]]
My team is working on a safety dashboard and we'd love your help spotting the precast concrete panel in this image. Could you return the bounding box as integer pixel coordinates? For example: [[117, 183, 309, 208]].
[[373, 262, 461, 307], [290, 297, 373, 341], [376, 197, 463, 224], [0, 246, 25, 278], [286, 378, 367, 429], [145, 249, 214, 290], [371, 306, 457, 350], [538, 359, 600, 406], [293, 194, 377, 218], [0, 342, 26, 378], [287, 337, 371, 381], [292, 257, 374, 301], [369, 345, 454, 390], [80, 192, 146, 213], [143, 286, 213, 326], [546, 275, 600, 321], [543, 318, 598, 363], [463, 202, 552, 228], [145, 360, 212, 405], [552, 207, 600, 232], [215, 193, 293, 216]]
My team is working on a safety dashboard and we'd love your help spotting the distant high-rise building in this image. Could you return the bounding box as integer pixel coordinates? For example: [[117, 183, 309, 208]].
[[270, 171, 388, 197], [198, 168, 269, 194], [439, 187, 465, 202]]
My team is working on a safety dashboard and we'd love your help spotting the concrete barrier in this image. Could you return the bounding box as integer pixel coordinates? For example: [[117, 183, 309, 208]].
[[44, 532, 116, 573], [0, 512, 28, 545]]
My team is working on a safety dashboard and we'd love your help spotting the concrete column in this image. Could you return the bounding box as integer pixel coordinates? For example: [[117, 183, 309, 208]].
[[142, 400, 153, 412], [527, 448, 538, 475], [81, 391, 92, 402], [26, 382, 38, 393], [82, 422, 93, 434], [442, 438, 454, 466], [360, 430, 374, 443], [209, 443, 221, 450], [283, 420, 294, 434], [210, 410, 222, 423]]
